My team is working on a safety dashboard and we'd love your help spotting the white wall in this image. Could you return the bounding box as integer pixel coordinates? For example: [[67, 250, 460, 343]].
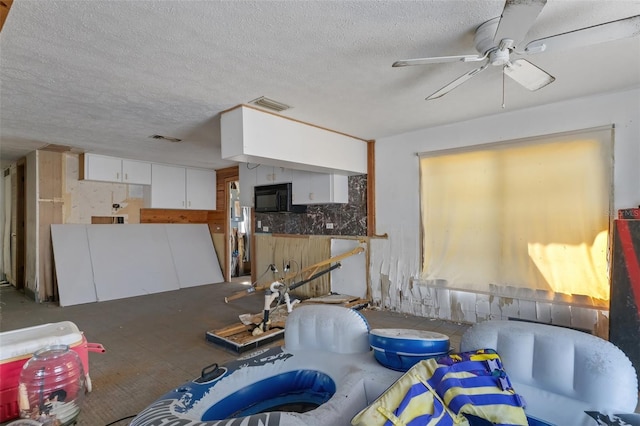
[[371, 88, 640, 325]]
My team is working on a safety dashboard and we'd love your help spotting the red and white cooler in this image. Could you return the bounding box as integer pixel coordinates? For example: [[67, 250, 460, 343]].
[[0, 321, 105, 423]]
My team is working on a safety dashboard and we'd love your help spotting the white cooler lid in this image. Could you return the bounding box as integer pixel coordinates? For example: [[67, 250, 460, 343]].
[[0, 321, 83, 362]]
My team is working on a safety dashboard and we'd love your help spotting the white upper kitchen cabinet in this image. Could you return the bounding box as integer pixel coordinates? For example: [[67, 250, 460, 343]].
[[80, 153, 151, 185], [239, 164, 292, 207], [292, 170, 349, 204], [186, 168, 216, 210], [122, 159, 152, 185], [238, 163, 258, 207], [150, 164, 216, 210], [151, 164, 187, 209], [81, 153, 122, 182], [255, 165, 293, 186]]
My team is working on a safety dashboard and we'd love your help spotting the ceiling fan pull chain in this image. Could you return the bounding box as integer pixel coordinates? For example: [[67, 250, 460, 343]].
[[502, 66, 506, 109]]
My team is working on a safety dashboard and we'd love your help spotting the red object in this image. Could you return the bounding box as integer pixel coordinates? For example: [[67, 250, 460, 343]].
[[609, 219, 640, 380], [616, 220, 640, 316], [0, 322, 105, 423]]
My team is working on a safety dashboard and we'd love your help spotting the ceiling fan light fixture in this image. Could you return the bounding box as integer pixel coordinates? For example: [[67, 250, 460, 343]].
[[489, 49, 510, 66], [249, 96, 291, 112]]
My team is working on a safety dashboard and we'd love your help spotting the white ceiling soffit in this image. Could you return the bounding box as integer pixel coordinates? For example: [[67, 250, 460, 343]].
[[221, 105, 368, 175], [1, 1, 639, 170]]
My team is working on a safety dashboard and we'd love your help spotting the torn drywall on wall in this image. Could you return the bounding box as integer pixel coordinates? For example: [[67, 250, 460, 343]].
[[475, 293, 491, 322], [369, 225, 421, 311], [403, 278, 437, 318], [370, 231, 606, 334], [379, 273, 390, 309], [433, 283, 605, 335], [450, 290, 477, 323]]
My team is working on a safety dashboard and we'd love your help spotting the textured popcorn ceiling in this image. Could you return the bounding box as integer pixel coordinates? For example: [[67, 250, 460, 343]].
[[1, 0, 639, 169]]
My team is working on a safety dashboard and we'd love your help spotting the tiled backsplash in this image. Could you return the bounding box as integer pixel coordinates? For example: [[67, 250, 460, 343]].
[[255, 175, 367, 236]]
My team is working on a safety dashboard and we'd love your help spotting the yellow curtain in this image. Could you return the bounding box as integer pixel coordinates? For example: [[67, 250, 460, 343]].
[[420, 128, 612, 300]]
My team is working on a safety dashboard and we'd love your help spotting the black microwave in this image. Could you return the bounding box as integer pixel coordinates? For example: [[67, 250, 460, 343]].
[[254, 183, 307, 213]]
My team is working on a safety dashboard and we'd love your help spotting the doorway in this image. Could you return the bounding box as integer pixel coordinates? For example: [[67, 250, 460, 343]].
[[229, 181, 251, 283], [3, 161, 26, 290], [15, 161, 25, 290]]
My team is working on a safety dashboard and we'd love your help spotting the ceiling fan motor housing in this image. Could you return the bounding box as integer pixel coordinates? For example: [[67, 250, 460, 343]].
[[475, 17, 514, 66], [474, 17, 502, 55]]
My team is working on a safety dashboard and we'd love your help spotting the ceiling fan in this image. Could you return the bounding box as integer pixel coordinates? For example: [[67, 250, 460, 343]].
[[393, 0, 640, 100]]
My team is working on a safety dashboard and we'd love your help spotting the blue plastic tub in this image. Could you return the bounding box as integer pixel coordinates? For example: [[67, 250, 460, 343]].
[[369, 329, 450, 371]]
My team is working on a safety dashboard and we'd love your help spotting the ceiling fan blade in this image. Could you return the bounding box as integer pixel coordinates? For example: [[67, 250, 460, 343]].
[[393, 54, 486, 67], [494, 0, 547, 46], [524, 15, 640, 54], [426, 63, 489, 100], [504, 59, 554, 91]]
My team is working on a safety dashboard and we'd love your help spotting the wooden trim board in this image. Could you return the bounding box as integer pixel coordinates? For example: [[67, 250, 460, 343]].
[[206, 326, 285, 354]]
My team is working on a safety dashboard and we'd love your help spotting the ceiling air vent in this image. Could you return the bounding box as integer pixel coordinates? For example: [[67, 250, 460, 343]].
[[249, 96, 291, 112], [149, 134, 182, 143]]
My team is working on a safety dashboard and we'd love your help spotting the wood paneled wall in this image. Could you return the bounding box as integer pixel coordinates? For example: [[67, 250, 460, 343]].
[[38, 151, 64, 301], [139, 208, 224, 230], [140, 209, 209, 224], [216, 166, 239, 213], [0, 0, 12, 33], [255, 234, 331, 298]]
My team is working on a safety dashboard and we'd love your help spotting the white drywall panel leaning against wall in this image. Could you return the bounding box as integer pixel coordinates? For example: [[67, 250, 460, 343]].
[[87, 224, 179, 301], [330, 239, 367, 299], [51, 224, 224, 305], [165, 223, 223, 287], [51, 224, 97, 306]]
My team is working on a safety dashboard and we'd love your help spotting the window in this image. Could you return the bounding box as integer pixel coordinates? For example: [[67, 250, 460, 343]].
[[420, 127, 613, 301]]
